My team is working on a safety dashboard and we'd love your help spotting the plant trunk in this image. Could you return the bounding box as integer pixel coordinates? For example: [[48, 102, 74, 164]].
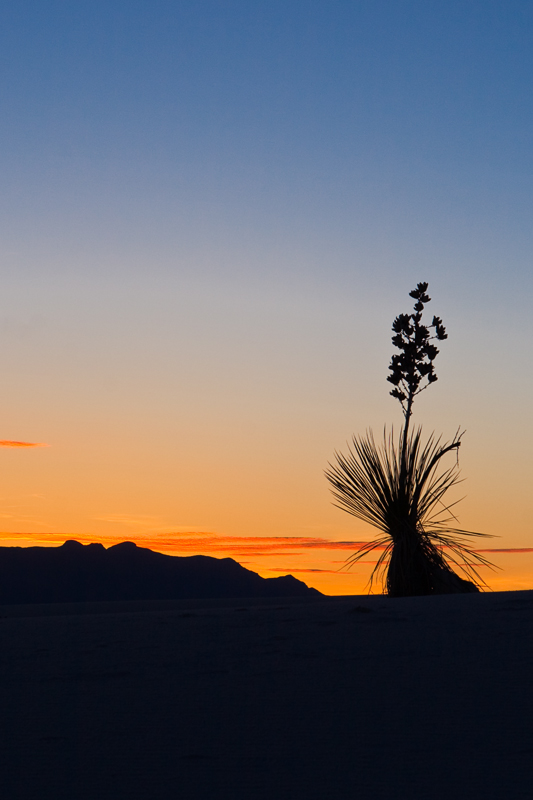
[[390, 422, 476, 597], [387, 528, 479, 597]]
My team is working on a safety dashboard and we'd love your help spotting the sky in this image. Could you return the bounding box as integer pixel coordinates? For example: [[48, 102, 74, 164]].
[[0, 0, 532, 594]]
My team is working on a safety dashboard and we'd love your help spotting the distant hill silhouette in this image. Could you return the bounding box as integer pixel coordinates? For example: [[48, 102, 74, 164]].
[[0, 541, 321, 604]]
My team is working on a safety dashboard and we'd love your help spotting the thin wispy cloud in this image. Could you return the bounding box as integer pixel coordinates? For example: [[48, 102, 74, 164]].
[[478, 548, 533, 554], [2, 531, 528, 559], [270, 567, 346, 574], [128, 534, 370, 556], [0, 441, 49, 448]]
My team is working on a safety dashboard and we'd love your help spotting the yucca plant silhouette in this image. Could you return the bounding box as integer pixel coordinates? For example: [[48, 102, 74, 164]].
[[325, 283, 491, 596]]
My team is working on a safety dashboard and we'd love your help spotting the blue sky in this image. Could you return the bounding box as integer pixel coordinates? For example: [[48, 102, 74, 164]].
[[2, 1, 532, 259]]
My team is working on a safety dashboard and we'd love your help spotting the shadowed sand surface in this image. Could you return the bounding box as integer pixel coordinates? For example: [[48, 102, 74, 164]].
[[1, 591, 532, 799]]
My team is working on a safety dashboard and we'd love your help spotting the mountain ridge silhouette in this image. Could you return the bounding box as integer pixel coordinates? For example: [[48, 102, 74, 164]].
[[0, 540, 321, 603]]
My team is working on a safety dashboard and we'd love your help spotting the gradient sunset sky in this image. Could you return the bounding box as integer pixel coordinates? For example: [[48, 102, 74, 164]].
[[0, 1, 532, 594]]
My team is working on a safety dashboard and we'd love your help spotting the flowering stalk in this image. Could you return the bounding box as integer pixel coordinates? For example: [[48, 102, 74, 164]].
[[386, 282, 450, 474]]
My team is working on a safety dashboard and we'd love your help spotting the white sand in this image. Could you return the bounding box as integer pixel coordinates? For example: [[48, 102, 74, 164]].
[[0, 591, 531, 799]]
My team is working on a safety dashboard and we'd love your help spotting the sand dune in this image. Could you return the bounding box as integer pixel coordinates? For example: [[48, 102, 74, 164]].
[[1, 591, 532, 799]]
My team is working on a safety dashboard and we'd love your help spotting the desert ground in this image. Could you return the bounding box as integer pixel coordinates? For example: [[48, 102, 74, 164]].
[[1, 591, 532, 799]]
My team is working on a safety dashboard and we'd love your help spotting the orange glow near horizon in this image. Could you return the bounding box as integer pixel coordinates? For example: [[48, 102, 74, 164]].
[[1, 419, 530, 596], [0, 417, 531, 596]]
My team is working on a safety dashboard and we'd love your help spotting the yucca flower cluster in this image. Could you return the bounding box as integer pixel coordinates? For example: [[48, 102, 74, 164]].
[[387, 282, 447, 420]]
